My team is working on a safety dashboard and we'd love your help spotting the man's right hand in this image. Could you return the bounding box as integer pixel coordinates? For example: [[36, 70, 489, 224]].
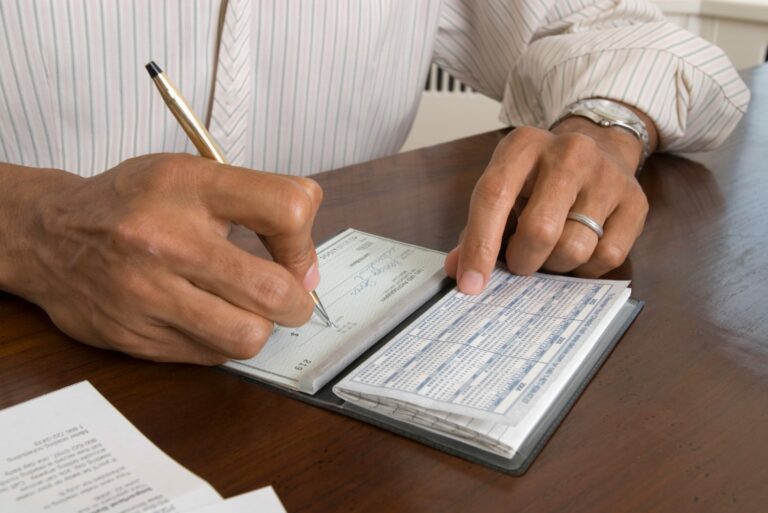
[[0, 154, 323, 365]]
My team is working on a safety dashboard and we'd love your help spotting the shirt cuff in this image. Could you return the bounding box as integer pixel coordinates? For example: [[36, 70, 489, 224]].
[[500, 23, 750, 152]]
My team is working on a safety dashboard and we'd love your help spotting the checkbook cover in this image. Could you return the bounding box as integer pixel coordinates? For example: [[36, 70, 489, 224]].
[[226, 277, 644, 476]]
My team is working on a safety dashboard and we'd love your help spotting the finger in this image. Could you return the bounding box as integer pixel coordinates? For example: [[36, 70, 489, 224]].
[[177, 237, 315, 327], [444, 246, 460, 278], [259, 177, 324, 289], [447, 206, 518, 278], [160, 275, 280, 360], [260, 235, 320, 292], [457, 129, 542, 293], [505, 155, 590, 275], [541, 190, 615, 273], [444, 227, 467, 278], [88, 316, 231, 365], [126, 327, 232, 365], [574, 194, 647, 277], [199, 165, 323, 287]]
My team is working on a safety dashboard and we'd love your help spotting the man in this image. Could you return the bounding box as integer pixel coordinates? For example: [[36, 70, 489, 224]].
[[0, 1, 749, 364]]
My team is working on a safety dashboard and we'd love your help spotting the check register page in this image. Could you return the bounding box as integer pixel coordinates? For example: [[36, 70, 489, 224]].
[[334, 269, 631, 457]]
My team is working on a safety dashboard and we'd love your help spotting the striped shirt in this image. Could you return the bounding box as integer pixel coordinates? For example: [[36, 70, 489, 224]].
[[0, 0, 750, 177]]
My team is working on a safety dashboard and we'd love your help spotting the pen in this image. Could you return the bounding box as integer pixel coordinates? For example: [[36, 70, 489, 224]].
[[145, 60, 333, 328]]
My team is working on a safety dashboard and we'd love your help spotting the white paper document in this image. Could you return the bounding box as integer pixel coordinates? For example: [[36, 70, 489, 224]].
[[189, 488, 286, 513], [225, 229, 447, 394], [334, 270, 630, 456], [0, 382, 286, 513], [0, 381, 222, 513]]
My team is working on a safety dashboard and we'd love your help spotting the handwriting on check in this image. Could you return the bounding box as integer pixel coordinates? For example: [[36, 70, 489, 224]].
[[351, 247, 402, 295]]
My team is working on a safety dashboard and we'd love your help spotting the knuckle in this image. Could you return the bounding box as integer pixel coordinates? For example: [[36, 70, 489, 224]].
[[509, 125, 546, 143], [151, 152, 189, 169], [293, 177, 323, 207], [496, 126, 546, 158], [112, 211, 179, 262], [277, 247, 314, 272], [632, 184, 650, 215], [560, 132, 599, 156], [594, 242, 627, 269], [112, 211, 155, 252], [228, 343, 260, 361], [255, 273, 295, 317], [226, 320, 272, 359], [463, 237, 499, 264], [554, 133, 599, 170], [473, 175, 511, 206], [276, 183, 314, 232], [518, 215, 561, 249], [138, 153, 195, 190], [557, 237, 593, 267], [280, 299, 314, 328]]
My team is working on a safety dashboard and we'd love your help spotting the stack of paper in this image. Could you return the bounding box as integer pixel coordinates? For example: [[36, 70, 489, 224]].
[[0, 382, 285, 513]]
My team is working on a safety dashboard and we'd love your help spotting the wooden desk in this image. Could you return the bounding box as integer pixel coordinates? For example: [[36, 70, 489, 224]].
[[2, 65, 766, 513]]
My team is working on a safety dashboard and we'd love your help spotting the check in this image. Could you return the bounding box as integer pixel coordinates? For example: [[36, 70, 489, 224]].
[[224, 229, 447, 393]]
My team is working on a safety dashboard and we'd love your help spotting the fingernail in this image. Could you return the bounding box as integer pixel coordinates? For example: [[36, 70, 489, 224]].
[[459, 270, 485, 295], [303, 262, 320, 291]]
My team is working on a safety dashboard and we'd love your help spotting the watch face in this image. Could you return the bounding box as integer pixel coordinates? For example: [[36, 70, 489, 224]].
[[583, 99, 632, 122]]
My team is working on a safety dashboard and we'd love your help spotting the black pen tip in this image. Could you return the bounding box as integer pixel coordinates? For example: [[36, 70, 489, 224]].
[[145, 61, 162, 78]]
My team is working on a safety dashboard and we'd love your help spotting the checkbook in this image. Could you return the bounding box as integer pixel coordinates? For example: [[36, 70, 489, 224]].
[[224, 229, 642, 475]]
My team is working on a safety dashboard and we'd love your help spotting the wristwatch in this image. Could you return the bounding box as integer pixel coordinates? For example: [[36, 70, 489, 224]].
[[552, 98, 651, 171]]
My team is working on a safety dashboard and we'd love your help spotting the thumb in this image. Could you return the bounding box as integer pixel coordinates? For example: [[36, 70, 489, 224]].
[[259, 177, 323, 291], [261, 234, 320, 291], [197, 162, 323, 289]]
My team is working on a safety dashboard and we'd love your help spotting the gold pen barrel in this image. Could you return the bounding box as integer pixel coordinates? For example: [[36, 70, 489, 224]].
[[146, 61, 332, 328], [149, 72, 229, 165]]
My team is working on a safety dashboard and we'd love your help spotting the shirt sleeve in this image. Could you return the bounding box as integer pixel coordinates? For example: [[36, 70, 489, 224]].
[[434, 0, 750, 152]]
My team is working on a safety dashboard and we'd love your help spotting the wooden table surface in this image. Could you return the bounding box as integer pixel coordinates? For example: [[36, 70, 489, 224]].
[[2, 65, 767, 513]]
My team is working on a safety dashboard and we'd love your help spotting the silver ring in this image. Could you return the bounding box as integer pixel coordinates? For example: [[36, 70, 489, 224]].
[[566, 212, 604, 238]]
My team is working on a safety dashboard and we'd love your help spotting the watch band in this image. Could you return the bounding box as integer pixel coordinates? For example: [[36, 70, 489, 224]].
[[552, 99, 650, 172]]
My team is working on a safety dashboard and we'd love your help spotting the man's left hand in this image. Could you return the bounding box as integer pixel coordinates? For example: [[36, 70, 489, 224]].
[[445, 113, 656, 294]]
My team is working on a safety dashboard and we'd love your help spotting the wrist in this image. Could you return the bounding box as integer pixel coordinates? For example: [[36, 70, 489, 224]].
[[0, 165, 83, 298]]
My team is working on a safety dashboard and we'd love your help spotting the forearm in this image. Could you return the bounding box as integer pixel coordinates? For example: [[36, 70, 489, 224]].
[[0, 163, 82, 297]]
